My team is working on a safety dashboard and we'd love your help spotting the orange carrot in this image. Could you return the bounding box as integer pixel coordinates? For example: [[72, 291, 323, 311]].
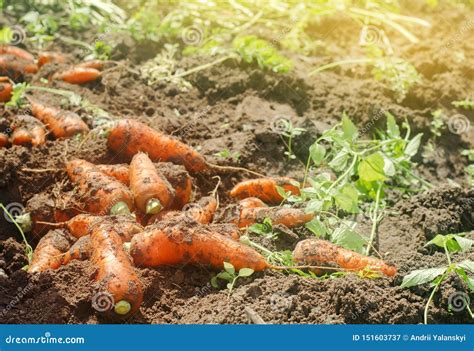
[[30, 100, 89, 138], [10, 115, 47, 146], [239, 197, 268, 209], [97, 162, 193, 210], [230, 177, 300, 204], [66, 159, 135, 215], [0, 45, 34, 62], [209, 223, 241, 241], [96, 164, 130, 186], [107, 119, 208, 173], [184, 196, 217, 224], [293, 239, 397, 277], [147, 210, 182, 225], [0, 76, 12, 102], [91, 223, 143, 316], [76, 60, 104, 70], [0, 132, 8, 147], [0, 55, 38, 78], [130, 152, 175, 214], [62, 235, 91, 265], [233, 207, 314, 228], [53, 67, 101, 84], [38, 52, 66, 67], [28, 229, 74, 273], [130, 222, 269, 271]]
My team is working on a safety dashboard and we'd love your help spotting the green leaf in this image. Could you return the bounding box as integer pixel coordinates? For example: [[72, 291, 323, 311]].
[[425, 234, 447, 249], [452, 235, 474, 252], [223, 262, 235, 275], [341, 113, 358, 141], [305, 218, 328, 237], [405, 133, 423, 157], [216, 272, 233, 282], [305, 199, 324, 213], [401, 267, 447, 288], [334, 184, 359, 213], [328, 150, 350, 172], [276, 186, 289, 200], [385, 112, 400, 138], [457, 260, 474, 274], [330, 227, 365, 253], [455, 267, 474, 292], [238, 268, 254, 277], [382, 156, 395, 177], [358, 152, 386, 182], [309, 142, 326, 165], [210, 276, 219, 288]]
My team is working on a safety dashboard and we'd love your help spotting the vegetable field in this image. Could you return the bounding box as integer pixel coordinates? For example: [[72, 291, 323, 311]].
[[0, 0, 473, 324]]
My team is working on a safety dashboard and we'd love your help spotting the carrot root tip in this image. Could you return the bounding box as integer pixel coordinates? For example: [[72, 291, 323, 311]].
[[110, 202, 131, 216], [146, 198, 163, 215], [114, 300, 131, 315], [14, 213, 33, 232]]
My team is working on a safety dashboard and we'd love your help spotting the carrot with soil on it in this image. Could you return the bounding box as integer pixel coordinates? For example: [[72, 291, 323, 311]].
[[292, 238, 397, 277], [97, 162, 193, 210], [230, 177, 300, 204], [130, 222, 269, 271], [0, 45, 35, 62], [62, 235, 91, 265], [130, 152, 175, 214], [0, 55, 38, 78], [10, 115, 47, 146], [37, 52, 66, 67], [0, 76, 12, 102], [184, 196, 217, 224], [107, 119, 208, 173], [29, 99, 89, 138], [0, 133, 8, 147], [52, 67, 101, 84], [234, 207, 314, 228], [239, 197, 268, 209], [90, 223, 143, 316], [66, 159, 135, 215], [28, 229, 74, 273]]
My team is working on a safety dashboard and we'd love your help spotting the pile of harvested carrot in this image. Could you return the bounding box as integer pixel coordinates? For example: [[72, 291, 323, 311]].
[[2, 44, 396, 319]]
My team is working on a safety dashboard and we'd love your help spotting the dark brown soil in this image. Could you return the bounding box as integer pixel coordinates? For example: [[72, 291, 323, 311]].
[[1, 3, 473, 324]]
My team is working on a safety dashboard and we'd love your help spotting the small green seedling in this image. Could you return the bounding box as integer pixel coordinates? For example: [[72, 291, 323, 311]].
[[401, 233, 474, 324], [248, 217, 274, 239], [276, 119, 306, 160], [214, 149, 241, 162], [211, 262, 254, 298]]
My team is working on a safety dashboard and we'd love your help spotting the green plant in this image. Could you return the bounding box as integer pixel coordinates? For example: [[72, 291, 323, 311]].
[[401, 233, 474, 324], [461, 149, 474, 186], [248, 217, 276, 240], [452, 98, 474, 110], [210, 262, 254, 297], [289, 113, 431, 254], [214, 149, 241, 162], [275, 119, 306, 161]]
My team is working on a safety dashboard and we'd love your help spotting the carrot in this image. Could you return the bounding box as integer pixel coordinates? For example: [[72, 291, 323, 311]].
[[96, 164, 130, 186], [66, 159, 135, 215], [76, 60, 104, 70], [107, 119, 208, 173], [62, 235, 91, 265], [53, 67, 101, 84], [91, 223, 143, 316], [129, 152, 175, 214], [147, 210, 182, 225], [234, 207, 314, 228], [230, 177, 300, 204], [29, 100, 89, 138], [292, 239, 397, 277], [10, 115, 47, 146], [0, 132, 8, 147], [0, 76, 12, 102], [208, 223, 241, 241], [0, 45, 34, 62], [38, 52, 66, 67], [0, 55, 38, 78], [28, 229, 74, 273], [184, 196, 217, 224], [239, 197, 268, 209], [130, 221, 269, 271], [97, 162, 193, 210]]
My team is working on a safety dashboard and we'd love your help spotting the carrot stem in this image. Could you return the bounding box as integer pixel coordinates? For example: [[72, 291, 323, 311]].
[[146, 198, 163, 215], [110, 201, 131, 216], [207, 162, 266, 178], [114, 300, 131, 315]]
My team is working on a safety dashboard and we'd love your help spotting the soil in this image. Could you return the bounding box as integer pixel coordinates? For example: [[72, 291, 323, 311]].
[[1, 3, 473, 324]]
